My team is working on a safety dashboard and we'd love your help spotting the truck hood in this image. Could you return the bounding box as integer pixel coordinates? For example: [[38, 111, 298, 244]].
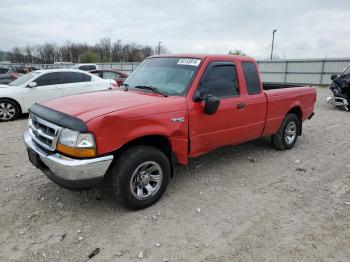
[[0, 84, 10, 88], [42, 89, 167, 122]]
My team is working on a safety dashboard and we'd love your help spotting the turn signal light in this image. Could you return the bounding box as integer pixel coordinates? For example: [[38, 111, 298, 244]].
[[56, 143, 96, 158]]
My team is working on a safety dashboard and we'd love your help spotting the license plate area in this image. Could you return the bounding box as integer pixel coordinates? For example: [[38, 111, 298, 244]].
[[27, 149, 42, 168]]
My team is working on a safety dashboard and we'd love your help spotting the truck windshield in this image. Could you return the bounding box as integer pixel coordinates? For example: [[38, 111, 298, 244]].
[[124, 57, 201, 96]]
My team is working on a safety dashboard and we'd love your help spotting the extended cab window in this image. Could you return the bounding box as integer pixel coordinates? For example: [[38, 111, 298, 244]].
[[199, 64, 239, 98], [242, 61, 261, 95], [61, 72, 85, 84], [35, 72, 60, 86]]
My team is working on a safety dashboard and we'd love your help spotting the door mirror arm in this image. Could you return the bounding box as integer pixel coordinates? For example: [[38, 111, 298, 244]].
[[27, 82, 37, 88], [193, 90, 205, 102]]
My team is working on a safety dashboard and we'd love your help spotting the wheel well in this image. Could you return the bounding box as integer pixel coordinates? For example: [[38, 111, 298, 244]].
[[288, 106, 302, 135], [112, 135, 174, 176], [0, 97, 22, 114]]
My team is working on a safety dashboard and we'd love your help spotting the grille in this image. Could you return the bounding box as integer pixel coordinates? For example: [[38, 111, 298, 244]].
[[28, 114, 61, 151]]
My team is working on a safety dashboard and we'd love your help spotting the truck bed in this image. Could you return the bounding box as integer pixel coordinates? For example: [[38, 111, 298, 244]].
[[263, 82, 304, 90], [262, 85, 316, 136]]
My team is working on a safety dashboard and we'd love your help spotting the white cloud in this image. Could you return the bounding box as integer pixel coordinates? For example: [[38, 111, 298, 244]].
[[0, 0, 349, 59]]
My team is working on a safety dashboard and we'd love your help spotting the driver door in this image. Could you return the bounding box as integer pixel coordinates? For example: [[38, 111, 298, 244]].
[[189, 62, 247, 157], [21, 72, 63, 110]]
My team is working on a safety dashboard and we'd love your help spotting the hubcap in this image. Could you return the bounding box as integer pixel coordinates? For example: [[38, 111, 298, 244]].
[[130, 161, 163, 200], [0, 103, 16, 120], [285, 121, 297, 144]]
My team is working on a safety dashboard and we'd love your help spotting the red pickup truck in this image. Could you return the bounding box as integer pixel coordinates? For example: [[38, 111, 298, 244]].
[[24, 54, 316, 209]]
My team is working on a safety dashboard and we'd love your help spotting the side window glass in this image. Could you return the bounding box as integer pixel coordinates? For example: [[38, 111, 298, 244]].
[[103, 71, 117, 79], [242, 61, 261, 95], [61, 72, 84, 84], [83, 73, 92, 82], [35, 72, 60, 86], [199, 64, 239, 98]]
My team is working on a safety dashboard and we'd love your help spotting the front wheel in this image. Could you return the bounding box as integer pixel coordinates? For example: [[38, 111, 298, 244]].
[[271, 113, 300, 150], [0, 99, 20, 122], [108, 145, 170, 210]]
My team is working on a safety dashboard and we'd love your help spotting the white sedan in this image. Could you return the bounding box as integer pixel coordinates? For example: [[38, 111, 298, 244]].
[[0, 69, 117, 121]]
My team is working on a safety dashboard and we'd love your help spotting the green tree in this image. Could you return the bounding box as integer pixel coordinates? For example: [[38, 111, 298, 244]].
[[79, 51, 99, 63]]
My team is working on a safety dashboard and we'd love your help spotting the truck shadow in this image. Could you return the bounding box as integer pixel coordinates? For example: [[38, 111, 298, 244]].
[[83, 136, 278, 212], [40, 136, 282, 214]]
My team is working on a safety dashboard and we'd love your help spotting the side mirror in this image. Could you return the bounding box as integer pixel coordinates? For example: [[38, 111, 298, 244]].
[[28, 82, 37, 88], [331, 74, 338, 81], [204, 95, 220, 115]]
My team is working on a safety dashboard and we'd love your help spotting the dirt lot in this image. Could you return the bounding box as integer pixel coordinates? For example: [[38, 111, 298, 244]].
[[1, 87, 350, 262]]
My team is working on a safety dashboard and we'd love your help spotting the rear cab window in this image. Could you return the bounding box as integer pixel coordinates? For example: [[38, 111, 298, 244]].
[[242, 61, 261, 95]]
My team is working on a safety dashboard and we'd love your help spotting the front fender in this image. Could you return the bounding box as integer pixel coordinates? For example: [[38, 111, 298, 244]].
[[90, 111, 189, 165]]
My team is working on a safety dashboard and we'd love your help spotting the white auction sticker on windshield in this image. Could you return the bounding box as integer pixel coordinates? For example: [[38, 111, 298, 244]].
[[177, 58, 201, 66]]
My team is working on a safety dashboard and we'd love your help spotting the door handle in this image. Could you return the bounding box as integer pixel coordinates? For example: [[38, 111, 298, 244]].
[[237, 103, 246, 110]]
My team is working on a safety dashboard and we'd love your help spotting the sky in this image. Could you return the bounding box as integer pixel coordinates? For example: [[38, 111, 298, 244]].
[[1, 0, 350, 59]]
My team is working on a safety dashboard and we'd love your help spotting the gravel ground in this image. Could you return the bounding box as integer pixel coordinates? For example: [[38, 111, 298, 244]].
[[1, 87, 350, 262]]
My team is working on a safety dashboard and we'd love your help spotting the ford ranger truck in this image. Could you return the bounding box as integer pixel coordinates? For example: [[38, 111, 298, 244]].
[[24, 54, 316, 210]]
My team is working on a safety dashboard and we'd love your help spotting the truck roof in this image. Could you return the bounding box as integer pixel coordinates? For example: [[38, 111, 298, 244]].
[[150, 54, 256, 62]]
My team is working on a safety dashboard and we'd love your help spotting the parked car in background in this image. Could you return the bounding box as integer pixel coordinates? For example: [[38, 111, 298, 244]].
[[0, 69, 117, 121], [71, 64, 98, 71], [90, 69, 128, 86], [0, 66, 18, 84]]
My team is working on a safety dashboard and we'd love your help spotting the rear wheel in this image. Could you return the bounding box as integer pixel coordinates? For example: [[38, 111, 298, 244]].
[[0, 99, 20, 122], [108, 145, 170, 210], [271, 113, 300, 150]]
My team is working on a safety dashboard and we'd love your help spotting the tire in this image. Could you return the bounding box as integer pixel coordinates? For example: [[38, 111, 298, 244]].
[[108, 145, 170, 210], [271, 113, 300, 150], [0, 99, 20, 122]]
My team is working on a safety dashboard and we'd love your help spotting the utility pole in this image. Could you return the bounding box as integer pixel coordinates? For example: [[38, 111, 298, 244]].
[[158, 41, 162, 55], [270, 29, 277, 60], [109, 36, 112, 69]]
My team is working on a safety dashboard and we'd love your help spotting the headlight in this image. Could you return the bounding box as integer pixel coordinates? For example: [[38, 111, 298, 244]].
[[57, 128, 96, 158]]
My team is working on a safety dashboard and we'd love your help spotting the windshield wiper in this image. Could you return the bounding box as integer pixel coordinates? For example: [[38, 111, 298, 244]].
[[134, 85, 168, 97]]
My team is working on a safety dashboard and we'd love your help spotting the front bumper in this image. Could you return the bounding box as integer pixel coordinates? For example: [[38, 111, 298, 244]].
[[24, 131, 113, 190]]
